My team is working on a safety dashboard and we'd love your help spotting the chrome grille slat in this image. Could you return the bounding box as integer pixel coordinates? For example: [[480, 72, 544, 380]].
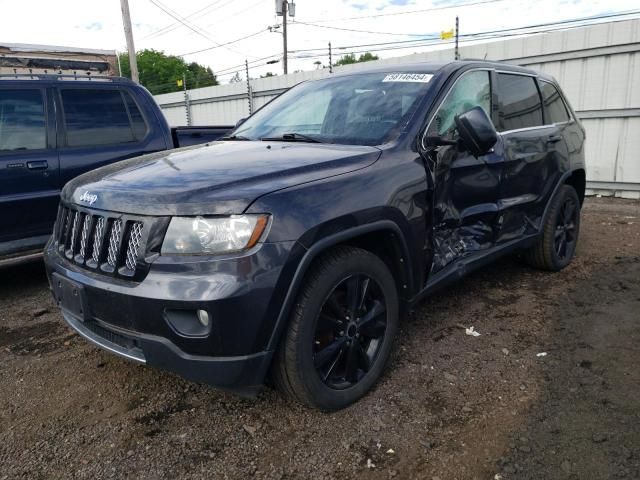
[[106, 219, 122, 268], [62, 209, 73, 247], [125, 222, 144, 271], [91, 217, 105, 264], [66, 211, 81, 257], [78, 215, 92, 259]]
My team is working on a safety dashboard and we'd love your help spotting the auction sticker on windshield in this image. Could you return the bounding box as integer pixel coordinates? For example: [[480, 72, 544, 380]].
[[382, 73, 433, 83]]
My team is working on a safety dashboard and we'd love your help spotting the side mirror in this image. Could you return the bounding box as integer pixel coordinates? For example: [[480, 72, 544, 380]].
[[235, 117, 247, 128], [454, 106, 497, 157]]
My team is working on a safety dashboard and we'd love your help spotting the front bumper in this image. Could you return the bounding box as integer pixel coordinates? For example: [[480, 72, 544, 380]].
[[44, 238, 301, 392]]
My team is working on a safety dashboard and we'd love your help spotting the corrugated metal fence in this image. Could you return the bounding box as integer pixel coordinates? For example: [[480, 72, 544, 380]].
[[154, 18, 640, 197]]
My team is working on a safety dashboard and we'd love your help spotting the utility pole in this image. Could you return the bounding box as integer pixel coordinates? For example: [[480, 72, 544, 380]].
[[329, 42, 333, 73], [454, 16, 460, 60], [276, 1, 295, 75], [120, 0, 139, 82], [245, 59, 253, 115], [182, 73, 191, 126], [282, 1, 288, 74]]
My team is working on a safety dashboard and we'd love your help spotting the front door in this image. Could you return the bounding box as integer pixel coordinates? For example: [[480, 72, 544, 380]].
[[424, 69, 503, 274], [0, 86, 59, 247]]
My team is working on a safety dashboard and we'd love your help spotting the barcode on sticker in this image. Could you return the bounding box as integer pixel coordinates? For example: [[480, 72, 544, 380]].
[[382, 73, 433, 83]]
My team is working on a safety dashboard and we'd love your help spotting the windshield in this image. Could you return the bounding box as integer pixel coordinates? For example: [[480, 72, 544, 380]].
[[233, 72, 433, 146]]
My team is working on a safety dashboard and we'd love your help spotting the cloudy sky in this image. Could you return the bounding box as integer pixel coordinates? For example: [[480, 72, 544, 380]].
[[1, 0, 638, 81]]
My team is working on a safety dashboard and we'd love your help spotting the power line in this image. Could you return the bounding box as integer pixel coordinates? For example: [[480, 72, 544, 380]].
[[147, 0, 246, 56], [290, 10, 640, 55], [178, 29, 269, 57], [142, 0, 227, 40], [148, 0, 215, 43], [289, 12, 640, 61], [292, 20, 426, 37], [300, 0, 508, 23]]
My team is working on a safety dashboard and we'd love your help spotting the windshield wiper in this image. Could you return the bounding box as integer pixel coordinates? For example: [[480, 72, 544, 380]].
[[220, 134, 251, 141], [261, 133, 326, 144]]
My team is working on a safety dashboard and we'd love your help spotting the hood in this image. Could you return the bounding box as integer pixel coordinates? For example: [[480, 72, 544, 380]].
[[62, 141, 381, 216]]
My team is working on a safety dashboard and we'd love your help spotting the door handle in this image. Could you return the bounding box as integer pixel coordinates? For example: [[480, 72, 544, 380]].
[[27, 160, 49, 170], [547, 135, 562, 144]]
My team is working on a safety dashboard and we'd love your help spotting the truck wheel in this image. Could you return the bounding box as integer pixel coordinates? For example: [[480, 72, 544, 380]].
[[271, 246, 399, 411], [525, 185, 581, 271]]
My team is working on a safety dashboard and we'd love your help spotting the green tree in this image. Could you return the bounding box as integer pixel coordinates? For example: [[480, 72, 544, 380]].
[[260, 72, 276, 78], [118, 49, 218, 95], [334, 52, 379, 67]]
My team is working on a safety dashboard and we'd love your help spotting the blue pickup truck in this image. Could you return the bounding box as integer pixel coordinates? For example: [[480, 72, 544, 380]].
[[0, 74, 231, 265]]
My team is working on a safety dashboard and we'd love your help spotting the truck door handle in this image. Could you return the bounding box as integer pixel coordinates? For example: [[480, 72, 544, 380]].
[[27, 160, 49, 170], [547, 135, 562, 144]]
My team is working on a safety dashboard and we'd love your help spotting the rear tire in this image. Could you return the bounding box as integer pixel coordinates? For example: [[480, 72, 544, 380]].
[[271, 246, 399, 411], [524, 185, 581, 271]]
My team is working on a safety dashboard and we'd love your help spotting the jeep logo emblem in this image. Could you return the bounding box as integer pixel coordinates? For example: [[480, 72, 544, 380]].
[[79, 191, 98, 205]]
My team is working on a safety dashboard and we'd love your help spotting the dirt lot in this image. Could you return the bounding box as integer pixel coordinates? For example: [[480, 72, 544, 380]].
[[0, 197, 638, 480]]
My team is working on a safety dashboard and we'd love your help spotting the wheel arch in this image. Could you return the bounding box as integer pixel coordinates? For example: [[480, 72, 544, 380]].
[[565, 168, 586, 206], [265, 221, 413, 354], [541, 168, 585, 229]]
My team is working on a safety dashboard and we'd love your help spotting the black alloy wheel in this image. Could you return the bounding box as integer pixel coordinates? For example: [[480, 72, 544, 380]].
[[271, 246, 399, 411], [554, 195, 578, 261], [313, 274, 387, 389], [524, 184, 581, 271]]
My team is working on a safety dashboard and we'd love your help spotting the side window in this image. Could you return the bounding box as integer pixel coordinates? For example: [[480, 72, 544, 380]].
[[497, 73, 543, 131], [61, 89, 135, 147], [540, 81, 571, 124], [427, 70, 491, 139], [0, 89, 46, 151], [123, 91, 148, 140]]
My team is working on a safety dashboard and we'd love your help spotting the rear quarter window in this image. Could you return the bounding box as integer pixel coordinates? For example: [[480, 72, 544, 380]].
[[497, 73, 543, 132], [540, 81, 571, 124]]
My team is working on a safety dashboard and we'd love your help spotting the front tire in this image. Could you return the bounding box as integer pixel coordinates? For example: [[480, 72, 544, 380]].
[[525, 184, 581, 271], [271, 246, 399, 411]]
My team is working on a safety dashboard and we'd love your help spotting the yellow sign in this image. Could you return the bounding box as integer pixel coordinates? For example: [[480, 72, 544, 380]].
[[440, 29, 454, 40], [176, 78, 183, 87]]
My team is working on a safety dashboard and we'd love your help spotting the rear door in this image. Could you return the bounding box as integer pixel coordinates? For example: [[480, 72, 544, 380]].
[[494, 72, 565, 243], [56, 85, 162, 187], [0, 85, 59, 245]]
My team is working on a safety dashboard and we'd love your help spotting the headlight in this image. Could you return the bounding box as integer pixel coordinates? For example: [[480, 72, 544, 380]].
[[161, 215, 269, 255]]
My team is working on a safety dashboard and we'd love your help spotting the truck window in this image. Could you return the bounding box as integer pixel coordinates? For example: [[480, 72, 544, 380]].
[[539, 81, 571, 124], [497, 73, 543, 131], [61, 89, 135, 147], [426, 70, 491, 140], [123, 91, 149, 140], [0, 89, 46, 152]]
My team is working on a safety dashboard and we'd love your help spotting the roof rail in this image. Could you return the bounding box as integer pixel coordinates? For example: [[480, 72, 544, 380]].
[[460, 57, 496, 62], [0, 72, 133, 83]]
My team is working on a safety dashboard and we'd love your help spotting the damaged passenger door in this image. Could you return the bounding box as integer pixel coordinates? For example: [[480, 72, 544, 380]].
[[423, 69, 503, 274]]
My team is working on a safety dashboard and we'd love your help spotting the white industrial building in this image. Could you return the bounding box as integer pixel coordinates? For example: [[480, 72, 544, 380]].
[[154, 18, 640, 198]]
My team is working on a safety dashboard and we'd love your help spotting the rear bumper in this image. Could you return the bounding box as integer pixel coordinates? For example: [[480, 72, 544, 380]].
[[44, 237, 301, 393]]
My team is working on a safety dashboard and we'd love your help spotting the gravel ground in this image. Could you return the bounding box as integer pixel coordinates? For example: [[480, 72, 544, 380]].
[[0, 197, 638, 480]]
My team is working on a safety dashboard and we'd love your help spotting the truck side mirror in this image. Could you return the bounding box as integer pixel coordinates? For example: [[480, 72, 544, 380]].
[[454, 107, 497, 157], [235, 117, 247, 128]]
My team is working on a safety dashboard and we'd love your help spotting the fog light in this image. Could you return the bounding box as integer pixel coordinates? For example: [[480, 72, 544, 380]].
[[197, 309, 210, 327], [164, 309, 212, 337]]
